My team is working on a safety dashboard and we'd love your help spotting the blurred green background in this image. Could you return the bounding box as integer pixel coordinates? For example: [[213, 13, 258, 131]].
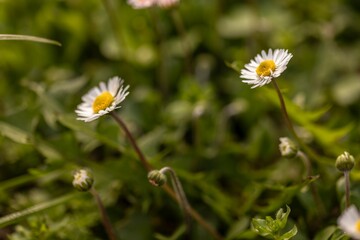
[[0, 0, 360, 239]]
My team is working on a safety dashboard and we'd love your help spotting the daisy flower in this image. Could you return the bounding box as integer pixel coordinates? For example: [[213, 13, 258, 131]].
[[338, 205, 360, 239], [72, 169, 94, 192], [279, 137, 298, 158], [240, 49, 293, 88], [75, 76, 129, 122], [128, 0, 156, 9], [157, 0, 179, 8]]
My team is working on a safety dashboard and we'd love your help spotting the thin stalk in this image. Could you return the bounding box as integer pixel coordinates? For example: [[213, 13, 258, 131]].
[[110, 112, 223, 240], [271, 79, 319, 162], [297, 151, 325, 215], [90, 188, 117, 240], [296, 151, 312, 177], [159, 167, 192, 238], [344, 171, 351, 208], [161, 184, 223, 240], [110, 112, 152, 172], [272, 80, 325, 215]]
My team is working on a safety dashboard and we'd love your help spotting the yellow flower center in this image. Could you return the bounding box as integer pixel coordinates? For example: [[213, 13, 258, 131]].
[[92, 91, 114, 113], [356, 220, 360, 232], [256, 60, 276, 77]]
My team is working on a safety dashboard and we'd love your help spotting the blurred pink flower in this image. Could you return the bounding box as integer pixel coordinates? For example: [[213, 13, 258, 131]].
[[128, 0, 156, 9]]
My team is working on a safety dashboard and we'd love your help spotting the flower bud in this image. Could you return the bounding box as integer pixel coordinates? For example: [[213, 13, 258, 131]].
[[279, 137, 298, 158], [148, 170, 167, 187], [336, 151, 355, 172], [72, 169, 94, 192]]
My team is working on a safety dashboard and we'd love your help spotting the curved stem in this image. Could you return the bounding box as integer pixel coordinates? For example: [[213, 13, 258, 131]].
[[272, 81, 326, 215], [90, 188, 117, 240], [344, 171, 351, 208], [160, 167, 192, 238], [296, 151, 325, 215], [110, 113, 223, 240], [271, 80, 319, 162], [162, 184, 223, 240], [296, 151, 312, 177]]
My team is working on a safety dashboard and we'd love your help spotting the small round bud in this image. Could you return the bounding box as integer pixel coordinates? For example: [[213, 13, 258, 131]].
[[279, 137, 298, 158], [336, 151, 355, 172], [148, 170, 167, 187], [73, 169, 94, 192]]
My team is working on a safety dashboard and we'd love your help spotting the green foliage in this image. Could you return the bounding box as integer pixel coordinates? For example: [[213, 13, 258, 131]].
[[251, 206, 297, 240], [0, 0, 360, 239]]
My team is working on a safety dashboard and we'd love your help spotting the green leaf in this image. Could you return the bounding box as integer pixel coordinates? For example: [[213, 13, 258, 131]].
[[0, 121, 32, 144], [314, 226, 349, 240], [251, 218, 273, 238], [277, 205, 291, 230], [254, 176, 319, 213], [226, 217, 251, 239], [261, 88, 353, 155], [280, 225, 297, 240], [58, 114, 124, 151], [154, 224, 186, 240], [0, 34, 61, 46], [0, 193, 80, 228]]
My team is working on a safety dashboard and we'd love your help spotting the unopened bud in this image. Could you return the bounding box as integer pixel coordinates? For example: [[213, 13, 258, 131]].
[[279, 137, 298, 158], [336, 151, 355, 172], [73, 169, 94, 192], [148, 170, 167, 187]]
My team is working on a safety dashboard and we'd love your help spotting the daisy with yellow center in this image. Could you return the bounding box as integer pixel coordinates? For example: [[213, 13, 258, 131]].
[[338, 205, 360, 239], [240, 49, 293, 88], [75, 76, 129, 122]]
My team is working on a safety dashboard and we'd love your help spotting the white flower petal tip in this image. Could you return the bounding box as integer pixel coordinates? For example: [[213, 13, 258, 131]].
[[240, 49, 293, 88], [75, 76, 130, 122], [127, 0, 156, 9], [338, 205, 360, 240], [127, 0, 179, 9]]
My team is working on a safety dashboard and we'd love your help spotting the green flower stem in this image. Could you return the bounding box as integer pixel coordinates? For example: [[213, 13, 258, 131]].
[[159, 167, 192, 237], [90, 188, 117, 240], [170, 8, 191, 74], [344, 171, 351, 208], [271, 79, 319, 163], [272, 80, 325, 215], [110, 112, 224, 240]]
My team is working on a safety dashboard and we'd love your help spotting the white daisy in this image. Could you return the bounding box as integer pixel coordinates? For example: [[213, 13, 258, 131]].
[[75, 76, 129, 122], [338, 205, 360, 239], [157, 0, 179, 8], [279, 137, 298, 158], [240, 49, 293, 88], [72, 169, 94, 192], [128, 0, 156, 9]]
